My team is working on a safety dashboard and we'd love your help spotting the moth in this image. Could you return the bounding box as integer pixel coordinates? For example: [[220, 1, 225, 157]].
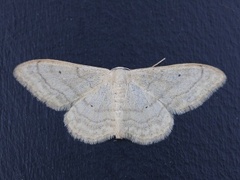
[[13, 59, 226, 145]]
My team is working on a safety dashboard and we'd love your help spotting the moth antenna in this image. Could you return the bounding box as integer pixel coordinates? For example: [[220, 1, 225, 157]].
[[152, 58, 166, 67]]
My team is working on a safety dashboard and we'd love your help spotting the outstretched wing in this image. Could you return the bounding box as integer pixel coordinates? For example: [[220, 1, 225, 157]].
[[130, 63, 226, 115], [64, 83, 115, 144], [13, 59, 110, 110], [121, 82, 174, 145]]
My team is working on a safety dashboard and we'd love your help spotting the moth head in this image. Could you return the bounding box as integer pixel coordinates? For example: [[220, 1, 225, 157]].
[[111, 67, 130, 71]]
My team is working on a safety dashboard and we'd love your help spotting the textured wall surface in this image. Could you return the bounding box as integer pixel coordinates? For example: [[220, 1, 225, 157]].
[[1, 1, 239, 179]]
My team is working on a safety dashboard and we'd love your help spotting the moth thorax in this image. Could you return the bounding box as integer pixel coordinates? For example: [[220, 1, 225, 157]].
[[112, 70, 128, 103]]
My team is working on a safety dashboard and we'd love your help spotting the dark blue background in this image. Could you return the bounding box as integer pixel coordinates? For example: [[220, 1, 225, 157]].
[[1, 1, 239, 179]]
